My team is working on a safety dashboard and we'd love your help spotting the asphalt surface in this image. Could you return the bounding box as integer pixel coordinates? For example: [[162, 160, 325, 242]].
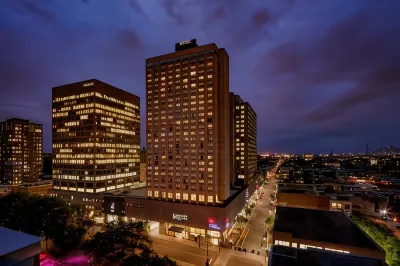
[[373, 218, 400, 239], [226, 255, 263, 266], [242, 179, 276, 254], [152, 237, 219, 266]]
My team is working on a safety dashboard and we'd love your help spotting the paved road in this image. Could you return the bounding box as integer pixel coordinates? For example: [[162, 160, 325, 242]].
[[373, 218, 400, 239], [226, 255, 263, 266], [242, 178, 276, 255], [152, 237, 219, 266]]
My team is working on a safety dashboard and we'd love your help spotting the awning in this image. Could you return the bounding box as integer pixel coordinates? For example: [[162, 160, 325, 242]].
[[168, 226, 184, 233]]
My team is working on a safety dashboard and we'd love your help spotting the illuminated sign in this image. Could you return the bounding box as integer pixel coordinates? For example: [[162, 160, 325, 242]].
[[82, 82, 94, 87], [173, 214, 188, 221], [110, 202, 115, 213], [179, 40, 191, 45], [209, 224, 220, 230], [226, 222, 230, 228], [245, 188, 249, 202]]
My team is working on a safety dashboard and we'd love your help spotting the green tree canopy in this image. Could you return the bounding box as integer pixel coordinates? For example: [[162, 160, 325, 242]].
[[353, 214, 400, 266], [80, 220, 153, 264], [0, 192, 88, 253]]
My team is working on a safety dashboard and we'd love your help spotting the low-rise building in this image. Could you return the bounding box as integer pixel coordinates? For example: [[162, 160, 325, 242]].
[[0, 180, 52, 196], [12, 180, 53, 196], [277, 167, 292, 180], [0, 184, 12, 196], [277, 192, 352, 215], [272, 206, 385, 261], [0, 227, 42, 266], [351, 191, 388, 217], [269, 245, 385, 266]]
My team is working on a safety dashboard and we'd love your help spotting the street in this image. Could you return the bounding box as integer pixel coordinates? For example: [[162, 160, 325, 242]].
[[151, 232, 219, 266], [373, 218, 400, 240], [241, 178, 276, 256]]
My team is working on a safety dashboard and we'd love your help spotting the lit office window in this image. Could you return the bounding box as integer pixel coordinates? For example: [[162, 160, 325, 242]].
[[207, 196, 213, 203]]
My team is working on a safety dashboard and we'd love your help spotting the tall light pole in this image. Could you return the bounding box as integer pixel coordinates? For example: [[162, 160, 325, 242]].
[[207, 234, 209, 257], [206, 233, 209, 266]]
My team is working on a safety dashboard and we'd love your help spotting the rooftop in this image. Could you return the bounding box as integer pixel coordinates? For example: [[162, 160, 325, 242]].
[[269, 245, 384, 266], [274, 206, 382, 251], [0, 227, 41, 257]]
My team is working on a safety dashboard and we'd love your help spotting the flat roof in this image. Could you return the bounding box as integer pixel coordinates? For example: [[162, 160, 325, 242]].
[[274, 206, 382, 251], [0, 227, 41, 256], [18, 180, 53, 187], [52, 78, 140, 104], [269, 245, 384, 266]]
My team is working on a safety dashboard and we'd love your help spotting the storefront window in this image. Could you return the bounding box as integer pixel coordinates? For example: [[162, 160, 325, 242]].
[[107, 214, 118, 223], [208, 230, 220, 237]]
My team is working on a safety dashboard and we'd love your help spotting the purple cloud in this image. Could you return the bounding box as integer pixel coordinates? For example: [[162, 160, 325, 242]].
[[0, 0, 399, 154]]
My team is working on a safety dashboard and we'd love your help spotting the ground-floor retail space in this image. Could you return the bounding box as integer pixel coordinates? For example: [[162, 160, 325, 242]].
[[104, 214, 225, 246], [102, 177, 265, 247], [161, 222, 222, 246]]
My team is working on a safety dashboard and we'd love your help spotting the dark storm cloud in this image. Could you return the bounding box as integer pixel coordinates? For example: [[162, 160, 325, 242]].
[[161, 0, 185, 25], [0, 0, 399, 153], [252, 9, 274, 29], [305, 10, 400, 122], [253, 3, 400, 152], [21, 1, 56, 23], [129, 0, 144, 14], [117, 29, 143, 50]]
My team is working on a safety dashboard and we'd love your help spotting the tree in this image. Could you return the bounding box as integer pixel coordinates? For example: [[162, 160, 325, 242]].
[[81, 220, 152, 264], [236, 215, 248, 223], [353, 214, 400, 266], [245, 206, 252, 217], [270, 193, 276, 202], [265, 216, 275, 232], [123, 248, 177, 266], [0, 193, 88, 254]]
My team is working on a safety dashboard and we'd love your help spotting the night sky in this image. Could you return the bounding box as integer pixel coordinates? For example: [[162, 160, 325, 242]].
[[1, 0, 400, 154]]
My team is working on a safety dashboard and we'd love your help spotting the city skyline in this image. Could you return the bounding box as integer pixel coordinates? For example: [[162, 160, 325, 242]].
[[1, 1, 400, 154]]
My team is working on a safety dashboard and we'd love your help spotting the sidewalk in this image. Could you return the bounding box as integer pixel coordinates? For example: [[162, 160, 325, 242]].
[[241, 180, 276, 258], [150, 229, 268, 265], [214, 248, 266, 266], [149, 228, 220, 253]]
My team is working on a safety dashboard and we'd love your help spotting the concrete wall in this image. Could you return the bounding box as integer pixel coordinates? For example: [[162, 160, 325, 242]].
[[1, 242, 41, 266]]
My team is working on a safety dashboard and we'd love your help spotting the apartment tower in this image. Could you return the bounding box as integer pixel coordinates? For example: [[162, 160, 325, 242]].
[[52, 79, 140, 199], [0, 118, 42, 184], [146, 39, 231, 204], [231, 93, 257, 186]]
